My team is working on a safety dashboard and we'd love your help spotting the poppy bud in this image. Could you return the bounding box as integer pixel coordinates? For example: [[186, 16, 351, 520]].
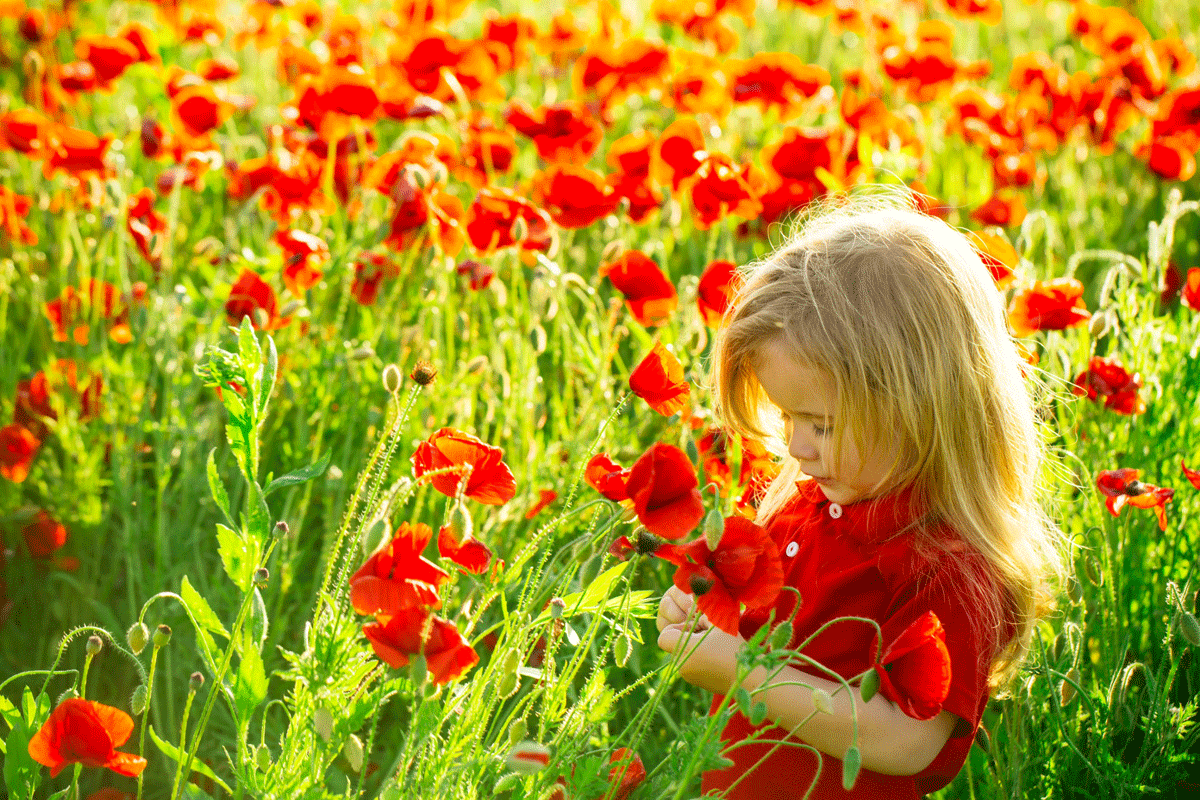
[[842, 745, 861, 791], [573, 540, 594, 564], [255, 744, 272, 772], [769, 621, 793, 651], [127, 622, 149, 655], [254, 567, 269, 587], [130, 685, 148, 716], [689, 574, 714, 596], [1088, 310, 1112, 338], [344, 734, 364, 772], [974, 724, 991, 753], [614, 633, 631, 666], [1059, 668, 1080, 705], [189, 671, 205, 693], [498, 669, 519, 698], [379, 783, 403, 800], [635, 528, 661, 556], [619, 505, 638, 522], [1066, 575, 1083, 604], [703, 508, 724, 550], [501, 648, 521, 676], [280, 299, 304, 317], [350, 343, 375, 360], [812, 687, 834, 715], [748, 701, 768, 726], [382, 364, 402, 394], [465, 355, 489, 375], [314, 706, 334, 741], [57, 687, 79, 705], [509, 719, 527, 747], [86, 635, 104, 656], [493, 772, 521, 792], [506, 741, 551, 774], [1085, 555, 1104, 587], [274, 521, 289, 538], [410, 360, 438, 386], [154, 624, 172, 647], [860, 668, 880, 703], [549, 597, 566, 618], [1181, 613, 1200, 647]]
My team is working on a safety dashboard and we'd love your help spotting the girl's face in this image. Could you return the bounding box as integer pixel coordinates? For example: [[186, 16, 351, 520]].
[[753, 337, 901, 506]]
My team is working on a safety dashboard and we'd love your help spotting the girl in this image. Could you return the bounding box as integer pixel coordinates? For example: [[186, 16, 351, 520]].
[[656, 193, 1064, 799]]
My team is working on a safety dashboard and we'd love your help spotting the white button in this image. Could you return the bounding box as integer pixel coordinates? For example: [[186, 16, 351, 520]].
[[828, 503, 843, 519], [785, 541, 799, 557]]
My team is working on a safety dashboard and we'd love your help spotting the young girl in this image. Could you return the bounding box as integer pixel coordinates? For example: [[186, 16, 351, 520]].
[[657, 193, 1064, 798]]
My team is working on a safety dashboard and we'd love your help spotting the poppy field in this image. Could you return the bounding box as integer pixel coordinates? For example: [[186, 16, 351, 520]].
[[4, 0, 1200, 797]]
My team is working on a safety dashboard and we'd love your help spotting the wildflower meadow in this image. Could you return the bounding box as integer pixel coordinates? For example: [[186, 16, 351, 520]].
[[3, 0, 1200, 798]]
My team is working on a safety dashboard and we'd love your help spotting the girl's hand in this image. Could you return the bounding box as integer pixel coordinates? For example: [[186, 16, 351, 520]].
[[656, 585, 709, 633], [657, 623, 746, 694]]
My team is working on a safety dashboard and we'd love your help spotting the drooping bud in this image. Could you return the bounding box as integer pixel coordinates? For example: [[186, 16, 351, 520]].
[[86, 635, 104, 656], [1085, 555, 1104, 587], [189, 671, 205, 693], [860, 668, 880, 704], [842, 745, 862, 791], [154, 624, 172, 647], [493, 773, 521, 793], [252, 307, 270, 329], [703, 509, 724, 551], [506, 741, 551, 774], [974, 724, 991, 753], [1059, 668, 1080, 705], [344, 734, 364, 772], [614, 633, 631, 666], [1181, 613, 1200, 646], [382, 363, 402, 394], [748, 701, 768, 726], [130, 685, 148, 716], [449, 503, 473, 542], [508, 719, 527, 747], [769, 621, 793, 651], [279, 299, 304, 318], [350, 343, 375, 361], [1066, 575, 1083, 604], [255, 744, 272, 772], [410, 359, 438, 386], [812, 687, 834, 715], [127, 622, 149, 655], [501, 648, 521, 677], [313, 706, 334, 741], [635, 528, 661, 556], [498, 669, 519, 698], [254, 567, 269, 587], [549, 597, 566, 618], [689, 574, 714, 596]]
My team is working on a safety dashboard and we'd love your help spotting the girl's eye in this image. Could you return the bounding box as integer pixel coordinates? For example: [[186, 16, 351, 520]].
[[812, 423, 831, 436]]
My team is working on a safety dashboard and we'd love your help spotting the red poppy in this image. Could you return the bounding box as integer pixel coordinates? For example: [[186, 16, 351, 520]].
[[351, 522, 450, 615], [763, 127, 835, 183], [603, 748, 647, 800], [656, 515, 784, 634], [651, 118, 707, 192], [727, 53, 831, 116], [44, 280, 133, 345], [969, 230, 1018, 288], [362, 609, 479, 684], [75, 35, 141, 89], [870, 611, 952, 721], [225, 270, 289, 331], [688, 153, 763, 230], [0, 185, 37, 246], [465, 188, 553, 255], [629, 341, 690, 416], [504, 100, 603, 162], [172, 83, 235, 140], [535, 164, 621, 229], [275, 229, 330, 296], [599, 250, 678, 327], [438, 522, 493, 574], [1072, 356, 1145, 415], [27, 698, 147, 778], [412, 428, 516, 505], [1007, 278, 1091, 337], [608, 535, 635, 560], [456, 259, 496, 291], [1182, 462, 1200, 490], [126, 188, 167, 270], [697, 260, 739, 326], [1096, 468, 1175, 531], [43, 126, 111, 179], [198, 55, 241, 82], [1, 108, 51, 156], [87, 789, 134, 800], [625, 442, 704, 540], [1, 424, 41, 483], [586, 453, 630, 501], [22, 509, 66, 558], [971, 191, 1027, 227], [351, 252, 398, 305], [525, 489, 558, 519], [1182, 268, 1200, 311]]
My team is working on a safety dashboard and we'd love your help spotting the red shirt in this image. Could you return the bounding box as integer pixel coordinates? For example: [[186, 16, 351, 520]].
[[701, 480, 1008, 800]]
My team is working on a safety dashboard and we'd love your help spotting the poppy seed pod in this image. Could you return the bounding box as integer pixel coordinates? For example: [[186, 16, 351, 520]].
[[635, 528, 661, 555], [769, 621, 793, 651], [255, 744, 272, 772], [130, 685, 148, 716], [812, 687, 834, 714], [508, 719, 527, 747], [86, 635, 104, 656], [614, 633, 631, 666], [860, 667, 880, 703], [549, 597, 566, 618], [506, 741, 551, 774], [127, 622, 149, 655], [410, 360, 438, 386], [689, 574, 714, 596], [254, 567, 269, 587], [189, 672, 205, 693], [153, 624, 172, 647]]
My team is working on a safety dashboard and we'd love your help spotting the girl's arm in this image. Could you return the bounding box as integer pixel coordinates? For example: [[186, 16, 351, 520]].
[[657, 623, 958, 776]]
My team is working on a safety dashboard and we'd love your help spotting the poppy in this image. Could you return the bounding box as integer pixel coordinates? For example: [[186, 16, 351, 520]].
[[275, 229, 330, 296], [1, 424, 41, 483], [43, 126, 111, 179], [455, 117, 517, 186], [362, 608, 479, 684], [870, 611, 952, 721], [27, 698, 147, 778], [126, 188, 167, 270], [44, 280, 133, 345], [607, 131, 655, 179], [411, 428, 516, 505], [656, 515, 784, 634], [351, 252, 397, 306], [667, 52, 732, 117], [1072, 356, 1144, 415], [198, 56, 241, 82], [482, 13, 539, 73], [1, 108, 51, 157], [525, 489, 558, 519], [225, 269, 289, 331], [1007, 278, 1091, 337], [944, 0, 1003, 24], [1096, 468, 1175, 531], [351, 521, 450, 615], [75, 35, 141, 89], [727, 53, 831, 116], [763, 127, 835, 183], [586, 453, 630, 502], [0, 185, 38, 246], [629, 341, 690, 416], [505, 100, 603, 163], [608, 535, 635, 561], [465, 188, 553, 255], [651, 118, 706, 192], [17, 8, 55, 43], [172, 83, 235, 140], [696, 260, 739, 326], [599, 250, 678, 327], [971, 192, 1027, 227], [1182, 462, 1200, 490], [15, 371, 56, 435], [456, 259, 496, 291], [625, 442, 705, 540], [22, 509, 67, 558], [689, 154, 764, 230], [1184, 268, 1200, 310], [59, 61, 100, 94], [437, 522, 493, 574], [118, 22, 159, 64], [604, 748, 647, 800], [969, 230, 1018, 288], [535, 164, 621, 229], [1140, 136, 1197, 182], [608, 173, 663, 224]]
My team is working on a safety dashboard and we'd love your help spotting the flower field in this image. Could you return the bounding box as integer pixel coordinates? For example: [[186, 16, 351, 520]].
[[3, 0, 1200, 797]]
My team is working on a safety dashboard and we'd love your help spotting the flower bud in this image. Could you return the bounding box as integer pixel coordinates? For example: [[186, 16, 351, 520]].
[[130, 685, 148, 716], [313, 706, 334, 742], [255, 744, 272, 772], [449, 503, 472, 542], [509, 719, 527, 747], [379, 783, 403, 800], [748, 701, 768, 726], [493, 773, 522, 793], [56, 687, 79, 705], [254, 567, 269, 587], [689, 574, 714, 596], [280, 299, 304, 318], [127, 622, 149, 655], [350, 343, 375, 361], [549, 597, 566, 619], [189, 671, 205, 693], [410, 359, 438, 386], [860, 668, 880, 703], [974, 724, 991, 753], [154, 624, 172, 647], [703, 509, 724, 551], [1181, 613, 1200, 647], [501, 648, 521, 676], [1059, 668, 1080, 705], [635, 528, 661, 556], [86, 635, 104, 656], [769, 621, 793, 651], [619, 505, 638, 522], [614, 633, 631, 667], [1066, 575, 1083, 604], [344, 734, 364, 772], [1085, 555, 1104, 587], [812, 687, 834, 715], [274, 521, 290, 538], [381, 364, 402, 394], [506, 741, 550, 774], [842, 745, 862, 791], [498, 669, 519, 698]]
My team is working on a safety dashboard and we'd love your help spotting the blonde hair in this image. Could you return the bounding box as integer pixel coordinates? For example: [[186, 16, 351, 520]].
[[710, 189, 1065, 690]]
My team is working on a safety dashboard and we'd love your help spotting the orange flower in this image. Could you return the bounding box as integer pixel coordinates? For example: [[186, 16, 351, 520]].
[[172, 82, 235, 139], [599, 250, 678, 327], [0, 423, 41, 483], [44, 280, 133, 345], [0, 184, 38, 246], [482, 13, 539, 73], [727, 53, 831, 116], [275, 229, 330, 297], [1182, 462, 1200, 491], [504, 100, 603, 162], [411, 428, 517, 505], [535, 164, 620, 229], [651, 118, 706, 192], [43, 126, 110, 179], [688, 153, 763, 230], [1096, 468, 1174, 531], [1139, 136, 1198, 182], [969, 230, 1018, 288], [1182, 267, 1200, 311], [27, 698, 147, 779], [22, 509, 67, 558], [630, 341, 690, 416], [351, 522, 450, 615], [75, 35, 140, 89], [971, 191, 1027, 227], [1007, 278, 1091, 337], [1, 108, 51, 157], [362, 609, 479, 684], [465, 187, 553, 255], [198, 55, 241, 82]]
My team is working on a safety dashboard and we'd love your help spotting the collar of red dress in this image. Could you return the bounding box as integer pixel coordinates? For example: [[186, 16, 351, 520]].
[[793, 478, 932, 543]]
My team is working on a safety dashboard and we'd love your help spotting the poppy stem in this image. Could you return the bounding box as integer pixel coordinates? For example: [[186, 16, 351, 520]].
[[170, 684, 199, 800], [136, 640, 164, 800]]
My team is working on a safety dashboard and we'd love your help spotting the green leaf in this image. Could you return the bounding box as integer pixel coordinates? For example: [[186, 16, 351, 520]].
[[181, 576, 229, 640], [150, 724, 233, 795], [232, 630, 268, 723], [244, 480, 271, 543], [532, 562, 629, 626], [263, 451, 331, 497], [237, 317, 262, 380], [3, 715, 40, 797], [257, 332, 277, 421], [0, 693, 19, 734], [206, 449, 234, 526], [250, 587, 269, 649], [217, 523, 255, 592]]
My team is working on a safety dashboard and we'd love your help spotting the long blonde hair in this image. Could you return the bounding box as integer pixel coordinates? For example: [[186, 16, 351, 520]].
[[710, 190, 1065, 689]]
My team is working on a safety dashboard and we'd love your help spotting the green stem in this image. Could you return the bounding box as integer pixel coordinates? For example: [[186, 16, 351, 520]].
[[170, 687, 199, 800], [136, 642, 163, 800]]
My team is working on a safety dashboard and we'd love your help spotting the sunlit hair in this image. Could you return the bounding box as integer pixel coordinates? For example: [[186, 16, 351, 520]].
[[710, 188, 1066, 690]]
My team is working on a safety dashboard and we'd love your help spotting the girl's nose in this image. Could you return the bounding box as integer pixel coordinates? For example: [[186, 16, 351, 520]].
[[788, 426, 821, 463]]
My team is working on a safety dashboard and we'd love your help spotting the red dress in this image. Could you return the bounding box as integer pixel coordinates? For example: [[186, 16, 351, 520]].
[[701, 480, 1008, 799]]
